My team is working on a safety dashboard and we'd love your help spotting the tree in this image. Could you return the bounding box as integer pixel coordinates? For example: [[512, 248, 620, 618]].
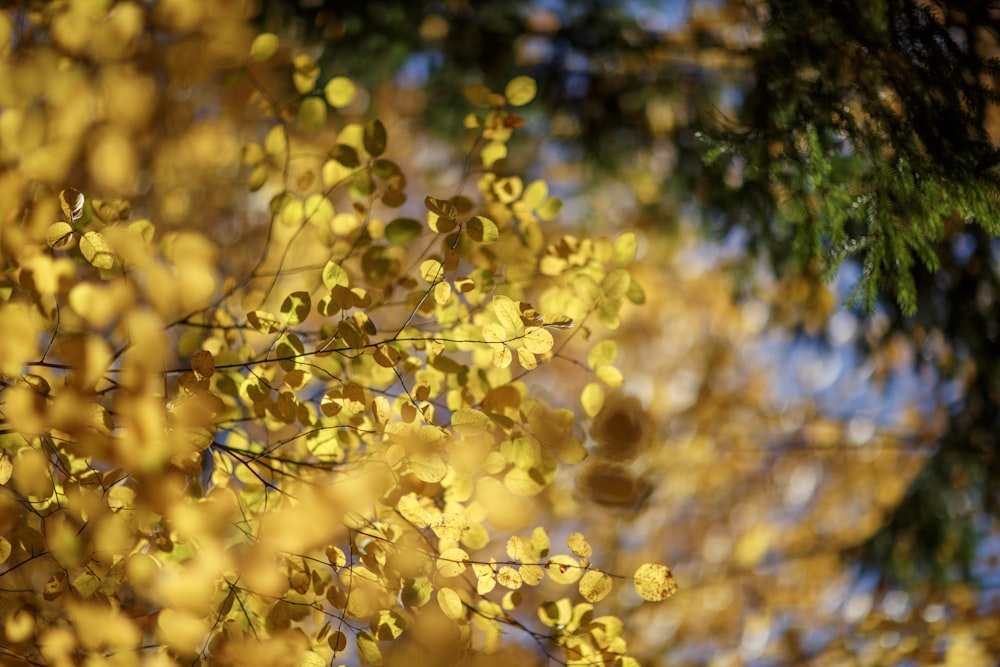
[[4, 2, 1000, 666], [0, 4, 673, 666]]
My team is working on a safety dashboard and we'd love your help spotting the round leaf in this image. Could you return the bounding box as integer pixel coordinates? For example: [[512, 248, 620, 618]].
[[249, 33, 279, 62], [80, 231, 115, 270], [385, 218, 422, 245], [504, 76, 537, 106], [633, 563, 678, 601], [325, 76, 357, 108], [436, 548, 469, 578], [579, 570, 613, 603]]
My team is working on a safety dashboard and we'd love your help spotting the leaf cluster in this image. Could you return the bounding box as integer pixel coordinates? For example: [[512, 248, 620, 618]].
[[0, 11, 671, 667]]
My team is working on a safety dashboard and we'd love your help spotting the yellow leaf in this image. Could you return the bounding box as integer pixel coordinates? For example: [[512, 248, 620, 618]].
[[299, 96, 327, 131], [522, 327, 553, 354], [420, 258, 443, 283], [434, 281, 452, 305], [436, 548, 469, 578], [409, 451, 447, 483], [437, 587, 466, 620], [467, 216, 499, 243], [545, 555, 582, 584], [632, 563, 678, 601], [596, 365, 624, 387], [522, 180, 548, 209], [452, 409, 490, 436], [492, 295, 521, 332], [504, 466, 546, 496], [249, 32, 279, 62], [325, 76, 357, 108], [519, 564, 544, 586], [464, 84, 505, 107], [504, 76, 537, 106], [603, 268, 631, 300], [581, 382, 604, 417], [612, 231, 638, 265], [516, 347, 538, 370], [473, 561, 496, 595], [537, 196, 563, 221], [493, 345, 512, 369], [45, 221, 74, 249], [292, 54, 320, 94], [567, 532, 592, 558], [496, 565, 522, 590], [579, 570, 613, 603], [538, 598, 573, 627], [247, 310, 281, 334], [481, 140, 507, 168], [80, 231, 116, 270], [588, 340, 618, 369], [0, 536, 10, 565], [322, 260, 349, 289], [356, 631, 382, 666]]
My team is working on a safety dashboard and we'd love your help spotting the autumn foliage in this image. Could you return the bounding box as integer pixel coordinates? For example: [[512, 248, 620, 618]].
[[0, 3, 673, 666]]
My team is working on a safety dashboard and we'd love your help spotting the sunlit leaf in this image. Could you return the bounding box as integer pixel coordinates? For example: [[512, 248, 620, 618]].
[[497, 566, 523, 590], [322, 260, 349, 289], [437, 587, 466, 620], [247, 310, 281, 334], [632, 563, 678, 601], [579, 570, 613, 603], [80, 231, 116, 270], [280, 290, 311, 325], [545, 555, 582, 584], [356, 631, 382, 666], [568, 532, 593, 559], [612, 231, 638, 265], [60, 187, 85, 221], [481, 140, 507, 168], [249, 32, 279, 62], [46, 221, 74, 249], [467, 216, 499, 243], [452, 408, 490, 435], [325, 76, 357, 108], [437, 547, 469, 577]]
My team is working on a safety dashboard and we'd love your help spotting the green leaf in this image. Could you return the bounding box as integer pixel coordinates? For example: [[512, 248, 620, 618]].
[[385, 218, 422, 245], [329, 144, 361, 168], [363, 119, 387, 158]]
